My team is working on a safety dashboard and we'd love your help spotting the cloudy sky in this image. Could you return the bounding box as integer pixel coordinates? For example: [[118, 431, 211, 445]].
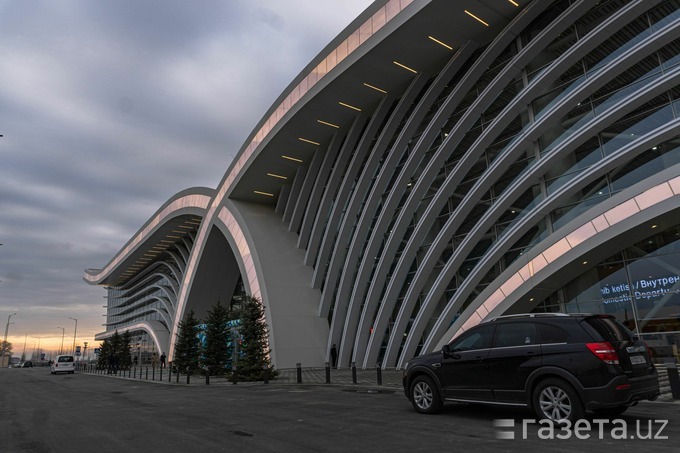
[[0, 0, 373, 358]]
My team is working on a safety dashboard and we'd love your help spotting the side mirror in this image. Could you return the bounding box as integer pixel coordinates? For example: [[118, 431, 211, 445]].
[[442, 344, 451, 357]]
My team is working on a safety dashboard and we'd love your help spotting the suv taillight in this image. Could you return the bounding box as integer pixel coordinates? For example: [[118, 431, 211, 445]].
[[586, 342, 619, 365]]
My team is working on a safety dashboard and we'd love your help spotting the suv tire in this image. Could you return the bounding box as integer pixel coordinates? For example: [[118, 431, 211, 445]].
[[533, 378, 584, 423], [410, 375, 443, 414]]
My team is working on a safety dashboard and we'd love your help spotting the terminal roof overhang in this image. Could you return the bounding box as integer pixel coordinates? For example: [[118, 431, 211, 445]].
[[228, 0, 527, 203], [84, 1, 527, 288]]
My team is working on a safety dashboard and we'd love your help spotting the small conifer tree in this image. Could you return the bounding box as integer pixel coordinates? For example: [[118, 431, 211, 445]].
[[237, 295, 276, 381], [173, 310, 202, 373], [203, 300, 231, 375]]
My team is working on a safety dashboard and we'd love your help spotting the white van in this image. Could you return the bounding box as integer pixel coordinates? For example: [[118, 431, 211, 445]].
[[51, 355, 75, 374]]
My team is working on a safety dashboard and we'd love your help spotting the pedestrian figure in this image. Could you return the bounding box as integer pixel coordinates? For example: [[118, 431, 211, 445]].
[[160, 352, 167, 369], [330, 344, 338, 369]]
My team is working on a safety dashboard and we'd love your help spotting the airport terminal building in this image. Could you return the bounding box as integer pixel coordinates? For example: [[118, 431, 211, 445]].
[[85, 0, 680, 369]]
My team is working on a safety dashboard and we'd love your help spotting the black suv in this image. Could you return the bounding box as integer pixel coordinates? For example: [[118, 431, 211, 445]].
[[403, 313, 659, 422]]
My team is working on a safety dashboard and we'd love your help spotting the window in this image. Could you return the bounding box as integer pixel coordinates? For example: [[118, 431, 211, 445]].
[[584, 316, 633, 341], [450, 325, 495, 351], [493, 323, 537, 348], [537, 323, 570, 344]]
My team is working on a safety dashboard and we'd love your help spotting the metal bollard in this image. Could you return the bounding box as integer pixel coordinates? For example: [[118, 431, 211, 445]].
[[186, 367, 191, 384], [176, 367, 180, 383], [263, 364, 269, 385], [232, 365, 238, 385], [351, 362, 357, 384], [665, 360, 680, 399], [152, 367, 155, 381], [159, 367, 163, 382], [376, 364, 382, 386], [296, 363, 302, 384], [325, 362, 331, 384], [146, 367, 149, 380]]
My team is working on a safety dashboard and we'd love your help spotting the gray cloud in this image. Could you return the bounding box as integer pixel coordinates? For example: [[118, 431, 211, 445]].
[[0, 0, 373, 353]]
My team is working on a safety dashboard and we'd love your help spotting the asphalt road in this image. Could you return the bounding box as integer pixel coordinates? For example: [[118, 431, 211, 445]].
[[2, 367, 680, 452]]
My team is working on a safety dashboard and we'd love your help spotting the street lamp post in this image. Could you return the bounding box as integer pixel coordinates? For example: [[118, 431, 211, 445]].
[[2, 313, 17, 367], [69, 317, 77, 357], [31, 337, 42, 361], [57, 327, 65, 355]]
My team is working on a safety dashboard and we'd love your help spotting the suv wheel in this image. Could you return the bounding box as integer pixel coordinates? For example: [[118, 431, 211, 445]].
[[410, 375, 442, 414], [533, 378, 584, 423]]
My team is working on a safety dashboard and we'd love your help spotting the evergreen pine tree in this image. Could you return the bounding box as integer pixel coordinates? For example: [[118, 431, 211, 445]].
[[238, 295, 276, 381], [119, 330, 133, 369], [174, 310, 202, 373], [203, 300, 230, 375], [97, 338, 112, 369]]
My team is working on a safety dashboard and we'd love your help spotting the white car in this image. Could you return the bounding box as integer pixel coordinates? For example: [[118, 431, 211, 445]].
[[51, 355, 75, 374]]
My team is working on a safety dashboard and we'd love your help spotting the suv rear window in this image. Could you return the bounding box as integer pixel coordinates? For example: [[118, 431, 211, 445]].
[[583, 317, 633, 342], [58, 356, 74, 363]]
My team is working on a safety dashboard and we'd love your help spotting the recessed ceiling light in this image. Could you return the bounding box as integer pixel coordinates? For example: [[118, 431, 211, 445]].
[[363, 82, 387, 94], [651, 224, 658, 228], [464, 10, 489, 26], [393, 61, 417, 73], [282, 155, 303, 163], [254, 190, 274, 197], [428, 35, 453, 50], [267, 173, 288, 180], [317, 120, 340, 128], [582, 261, 588, 265], [339, 101, 361, 111], [299, 137, 320, 146]]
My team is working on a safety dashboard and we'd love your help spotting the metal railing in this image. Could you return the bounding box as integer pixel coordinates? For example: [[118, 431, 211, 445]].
[[75, 361, 404, 389]]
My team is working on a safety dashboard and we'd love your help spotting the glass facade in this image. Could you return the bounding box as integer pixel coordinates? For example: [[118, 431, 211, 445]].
[[534, 224, 680, 359]]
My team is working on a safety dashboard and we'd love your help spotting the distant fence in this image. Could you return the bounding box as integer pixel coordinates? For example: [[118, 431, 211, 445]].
[[76, 362, 404, 388]]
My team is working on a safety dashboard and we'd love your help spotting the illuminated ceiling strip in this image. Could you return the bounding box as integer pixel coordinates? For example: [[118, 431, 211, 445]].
[[299, 137, 320, 146], [464, 10, 489, 26], [267, 173, 288, 180], [160, 240, 174, 244], [393, 61, 418, 73], [282, 155, 303, 163], [317, 119, 340, 128], [177, 225, 193, 229], [254, 190, 275, 197], [339, 102, 361, 111], [167, 235, 181, 239], [428, 35, 453, 50], [508, 0, 519, 6], [363, 83, 387, 94]]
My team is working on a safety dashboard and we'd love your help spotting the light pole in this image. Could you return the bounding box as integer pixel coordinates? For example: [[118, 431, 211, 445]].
[[69, 317, 77, 357], [57, 327, 65, 354], [31, 336, 42, 361], [2, 312, 17, 367], [21, 333, 27, 362]]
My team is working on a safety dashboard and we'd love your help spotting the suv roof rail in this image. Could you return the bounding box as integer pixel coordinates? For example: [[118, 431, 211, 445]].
[[482, 313, 570, 323]]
